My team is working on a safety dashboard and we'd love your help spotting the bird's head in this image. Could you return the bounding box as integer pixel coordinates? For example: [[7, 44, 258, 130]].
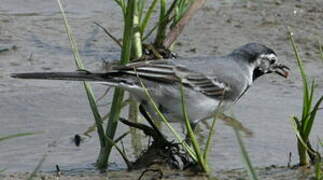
[[231, 43, 290, 81]]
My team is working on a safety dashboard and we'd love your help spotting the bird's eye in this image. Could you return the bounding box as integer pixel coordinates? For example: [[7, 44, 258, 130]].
[[269, 58, 276, 65]]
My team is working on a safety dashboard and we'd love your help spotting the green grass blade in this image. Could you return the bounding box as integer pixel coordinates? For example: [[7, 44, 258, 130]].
[[154, 0, 168, 47], [290, 116, 317, 157], [56, 0, 107, 153], [142, 15, 176, 41], [136, 73, 197, 160], [179, 83, 209, 173], [132, 0, 143, 59], [306, 80, 315, 112], [308, 80, 315, 108], [174, 0, 192, 24], [302, 86, 310, 127], [119, 1, 135, 64], [57, 0, 83, 69], [288, 31, 304, 76], [104, 89, 124, 147], [0, 132, 41, 142], [288, 30, 310, 123], [290, 116, 309, 149], [163, 0, 206, 48], [304, 96, 323, 138], [142, 0, 178, 41], [140, 0, 158, 35], [82, 99, 130, 137], [314, 156, 321, 180], [84, 83, 106, 140], [105, 132, 131, 168], [105, 0, 136, 136], [97, 0, 142, 168], [113, 0, 126, 17], [234, 127, 258, 180], [288, 28, 322, 166], [203, 113, 217, 161], [137, 0, 146, 22], [302, 80, 315, 135]]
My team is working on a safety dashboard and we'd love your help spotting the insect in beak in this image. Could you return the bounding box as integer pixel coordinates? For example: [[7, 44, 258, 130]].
[[272, 63, 290, 78]]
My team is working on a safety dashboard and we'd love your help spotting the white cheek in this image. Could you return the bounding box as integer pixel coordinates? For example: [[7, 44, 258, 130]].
[[267, 53, 277, 60], [259, 53, 277, 60]]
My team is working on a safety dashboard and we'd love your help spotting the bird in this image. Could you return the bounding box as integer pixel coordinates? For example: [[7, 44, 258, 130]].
[[11, 43, 289, 127]]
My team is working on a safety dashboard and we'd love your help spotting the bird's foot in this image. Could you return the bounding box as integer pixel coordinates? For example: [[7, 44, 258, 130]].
[[119, 118, 170, 145]]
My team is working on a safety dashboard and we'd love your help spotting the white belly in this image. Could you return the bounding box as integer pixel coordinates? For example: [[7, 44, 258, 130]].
[[136, 84, 226, 124]]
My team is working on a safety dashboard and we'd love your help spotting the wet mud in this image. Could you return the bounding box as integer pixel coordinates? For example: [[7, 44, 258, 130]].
[[1, 0, 323, 179]]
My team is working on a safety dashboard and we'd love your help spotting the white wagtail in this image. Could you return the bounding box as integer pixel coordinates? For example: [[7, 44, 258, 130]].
[[11, 43, 289, 126]]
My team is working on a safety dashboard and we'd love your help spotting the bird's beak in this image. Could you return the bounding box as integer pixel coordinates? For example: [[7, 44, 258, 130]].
[[271, 63, 290, 78]]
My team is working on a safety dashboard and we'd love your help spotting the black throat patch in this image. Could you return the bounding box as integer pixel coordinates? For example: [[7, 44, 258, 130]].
[[253, 68, 265, 81]]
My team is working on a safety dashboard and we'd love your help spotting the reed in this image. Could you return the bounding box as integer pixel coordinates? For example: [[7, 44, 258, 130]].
[[234, 127, 258, 180], [0, 132, 39, 142], [57, 0, 111, 169], [288, 30, 323, 166]]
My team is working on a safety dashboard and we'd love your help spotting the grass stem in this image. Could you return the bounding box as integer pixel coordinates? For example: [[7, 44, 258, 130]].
[[179, 83, 209, 173], [288, 28, 323, 166], [234, 127, 258, 180], [57, 0, 108, 169]]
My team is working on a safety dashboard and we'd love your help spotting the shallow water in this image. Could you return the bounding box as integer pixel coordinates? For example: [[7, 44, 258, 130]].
[[0, 0, 323, 177]]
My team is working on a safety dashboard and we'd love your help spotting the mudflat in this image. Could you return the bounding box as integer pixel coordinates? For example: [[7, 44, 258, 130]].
[[1, 0, 322, 179]]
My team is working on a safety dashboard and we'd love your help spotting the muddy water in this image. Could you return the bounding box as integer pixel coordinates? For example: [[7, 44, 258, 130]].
[[1, 0, 323, 177]]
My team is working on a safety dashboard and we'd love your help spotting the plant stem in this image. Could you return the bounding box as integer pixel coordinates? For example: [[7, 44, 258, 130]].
[[163, 0, 206, 48], [132, 0, 143, 59], [0, 132, 41, 142], [140, 0, 158, 35], [297, 139, 309, 166], [288, 30, 311, 166], [234, 127, 258, 180], [180, 84, 209, 173], [57, 0, 109, 169], [128, 95, 142, 158], [96, 0, 136, 169], [203, 114, 217, 162], [154, 0, 168, 48], [129, 0, 143, 158]]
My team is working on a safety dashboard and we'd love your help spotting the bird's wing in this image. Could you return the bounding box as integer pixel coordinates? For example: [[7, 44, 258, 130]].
[[178, 70, 231, 98], [112, 60, 179, 83], [113, 60, 232, 99]]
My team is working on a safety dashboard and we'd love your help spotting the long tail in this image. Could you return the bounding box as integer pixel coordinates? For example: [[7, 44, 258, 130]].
[[11, 71, 122, 83]]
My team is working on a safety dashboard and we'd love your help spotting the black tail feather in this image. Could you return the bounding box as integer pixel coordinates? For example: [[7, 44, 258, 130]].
[[11, 71, 111, 82]]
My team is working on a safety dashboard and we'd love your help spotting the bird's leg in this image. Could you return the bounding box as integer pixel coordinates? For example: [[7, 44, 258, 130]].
[[119, 118, 161, 141], [120, 104, 170, 145], [138, 104, 168, 144]]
